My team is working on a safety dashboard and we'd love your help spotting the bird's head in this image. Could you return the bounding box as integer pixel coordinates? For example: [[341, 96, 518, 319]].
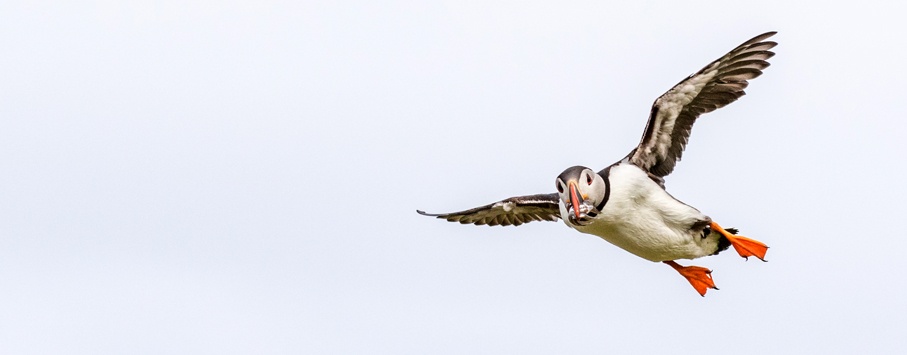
[[555, 166, 608, 225]]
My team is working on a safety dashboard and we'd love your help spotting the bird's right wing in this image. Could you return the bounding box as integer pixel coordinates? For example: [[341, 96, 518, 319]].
[[417, 193, 561, 226]]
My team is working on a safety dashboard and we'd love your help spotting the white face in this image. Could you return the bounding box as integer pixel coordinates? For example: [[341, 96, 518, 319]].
[[555, 167, 606, 224]]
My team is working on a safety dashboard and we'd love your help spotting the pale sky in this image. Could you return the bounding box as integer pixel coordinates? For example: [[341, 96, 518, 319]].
[[2, 1, 906, 354]]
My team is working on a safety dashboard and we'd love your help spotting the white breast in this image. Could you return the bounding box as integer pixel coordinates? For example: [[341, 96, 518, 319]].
[[564, 163, 718, 262]]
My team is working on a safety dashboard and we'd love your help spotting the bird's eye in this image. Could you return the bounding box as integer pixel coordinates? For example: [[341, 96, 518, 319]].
[[586, 174, 593, 185], [556, 181, 564, 193]]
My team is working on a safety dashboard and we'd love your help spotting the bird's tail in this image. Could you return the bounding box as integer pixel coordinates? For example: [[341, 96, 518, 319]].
[[711, 227, 737, 256]]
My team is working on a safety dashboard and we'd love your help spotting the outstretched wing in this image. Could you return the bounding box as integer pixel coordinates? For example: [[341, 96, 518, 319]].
[[417, 193, 561, 226], [626, 31, 777, 177]]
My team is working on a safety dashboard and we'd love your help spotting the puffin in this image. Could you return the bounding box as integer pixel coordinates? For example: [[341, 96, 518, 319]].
[[418, 32, 776, 296]]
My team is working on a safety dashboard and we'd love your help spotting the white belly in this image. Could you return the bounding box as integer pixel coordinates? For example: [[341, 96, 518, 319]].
[[562, 163, 718, 262]]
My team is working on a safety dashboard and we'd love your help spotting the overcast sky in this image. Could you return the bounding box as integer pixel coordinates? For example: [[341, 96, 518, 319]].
[[2, 1, 906, 354]]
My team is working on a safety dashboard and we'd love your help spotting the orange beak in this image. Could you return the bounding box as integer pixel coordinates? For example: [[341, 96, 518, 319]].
[[568, 181, 583, 219]]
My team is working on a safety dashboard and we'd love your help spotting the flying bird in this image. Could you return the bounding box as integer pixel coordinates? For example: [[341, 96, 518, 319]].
[[418, 32, 776, 296]]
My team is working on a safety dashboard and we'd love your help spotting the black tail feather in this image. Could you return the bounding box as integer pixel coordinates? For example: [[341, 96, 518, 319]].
[[711, 227, 738, 256]]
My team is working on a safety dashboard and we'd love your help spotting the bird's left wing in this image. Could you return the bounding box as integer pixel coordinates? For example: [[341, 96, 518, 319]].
[[626, 31, 777, 177], [417, 193, 561, 226]]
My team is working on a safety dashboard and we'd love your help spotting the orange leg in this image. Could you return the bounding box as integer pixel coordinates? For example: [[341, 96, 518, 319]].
[[710, 221, 769, 261], [664, 260, 717, 297]]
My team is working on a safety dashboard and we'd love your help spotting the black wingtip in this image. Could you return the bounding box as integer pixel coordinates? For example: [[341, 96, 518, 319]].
[[750, 31, 778, 42], [416, 210, 445, 218]]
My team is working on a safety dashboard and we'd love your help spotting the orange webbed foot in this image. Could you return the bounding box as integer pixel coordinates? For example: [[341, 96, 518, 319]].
[[711, 221, 769, 261], [664, 260, 717, 297]]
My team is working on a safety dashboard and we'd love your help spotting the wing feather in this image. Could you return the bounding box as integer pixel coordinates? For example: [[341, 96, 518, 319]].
[[627, 31, 777, 177], [417, 193, 560, 227]]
